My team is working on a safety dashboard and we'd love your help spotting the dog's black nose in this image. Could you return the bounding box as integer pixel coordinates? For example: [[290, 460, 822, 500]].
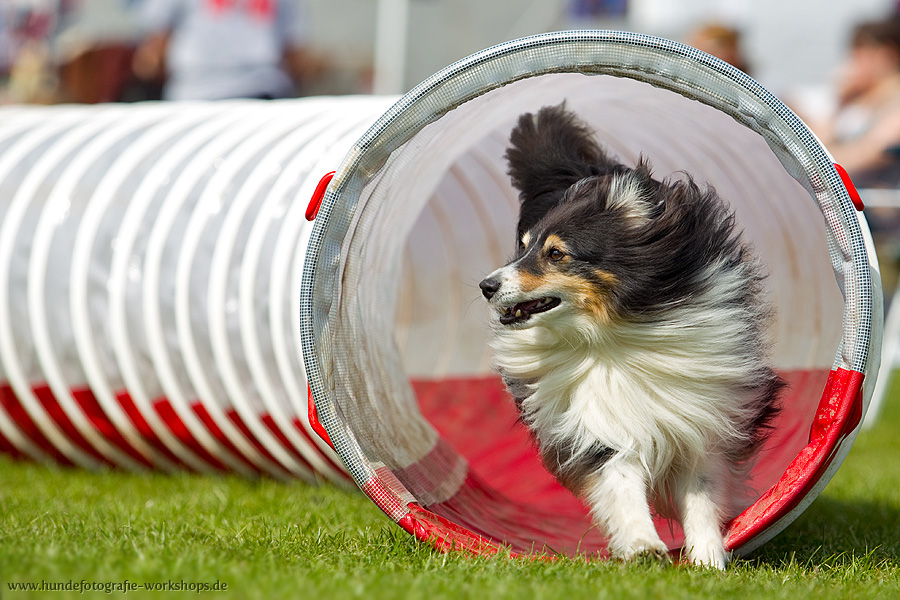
[[479, 277, 501, 300]]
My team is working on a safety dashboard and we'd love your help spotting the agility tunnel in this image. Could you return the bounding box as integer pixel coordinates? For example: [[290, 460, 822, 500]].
[[0, 31, 883, 559], [0, 96, 394, 483]]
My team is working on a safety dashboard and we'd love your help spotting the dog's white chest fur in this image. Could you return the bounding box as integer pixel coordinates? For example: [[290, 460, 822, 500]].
[[532, 358, 675, 460], [493, 318, 740, 479]]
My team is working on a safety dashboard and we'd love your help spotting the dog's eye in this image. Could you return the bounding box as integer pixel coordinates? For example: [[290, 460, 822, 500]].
[[548, 248, 565, 262]]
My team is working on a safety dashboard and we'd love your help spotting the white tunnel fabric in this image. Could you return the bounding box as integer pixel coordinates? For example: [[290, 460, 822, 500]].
[[0, 97, 395, 480]]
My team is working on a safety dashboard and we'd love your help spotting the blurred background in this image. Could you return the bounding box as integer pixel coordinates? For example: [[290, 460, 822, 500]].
[[0, 0, 896, 104]]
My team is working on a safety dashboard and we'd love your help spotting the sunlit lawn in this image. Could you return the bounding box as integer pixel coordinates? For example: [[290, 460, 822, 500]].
[[1, 376, 899, 599]]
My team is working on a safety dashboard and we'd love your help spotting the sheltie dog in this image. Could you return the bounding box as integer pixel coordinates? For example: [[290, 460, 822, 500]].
[[479, 104, 783, 569]]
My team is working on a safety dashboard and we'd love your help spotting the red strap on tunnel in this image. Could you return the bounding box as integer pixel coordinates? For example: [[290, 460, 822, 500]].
[[398, 503, 514, 556], [834, 163, 864, 211], [305, 171, 335, 221], [307, 383, 334, 449], [725, 367, 864, 550]]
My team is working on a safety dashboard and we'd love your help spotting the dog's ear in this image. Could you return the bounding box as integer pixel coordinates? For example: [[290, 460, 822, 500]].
[[607, 156, 666, 222], [505, 103, 619, 240], [632, 157, 666, 219]]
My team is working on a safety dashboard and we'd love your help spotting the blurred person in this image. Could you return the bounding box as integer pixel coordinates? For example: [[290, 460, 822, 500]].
[[53, 0, 142, 103], [812, 17, 900, 188], [6, 39, 57, 103], [132, 0, 321, 100], [1, 0, 60, 104], [565, 0, 628, 31], [568, 0, 628, 20], [810, 16, 900, 300], [686, 22, 751, 74]]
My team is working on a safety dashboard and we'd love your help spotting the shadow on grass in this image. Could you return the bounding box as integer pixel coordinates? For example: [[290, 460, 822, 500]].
[[745, 496, 900, 567]]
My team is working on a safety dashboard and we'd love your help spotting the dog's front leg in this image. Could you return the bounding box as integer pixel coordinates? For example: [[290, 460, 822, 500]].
[[675, 459, 728, 569], [583, 457, 669, 563]]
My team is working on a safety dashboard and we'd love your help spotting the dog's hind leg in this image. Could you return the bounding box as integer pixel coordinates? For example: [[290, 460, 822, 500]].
[[674, 457, 728, 570], [583, 457, 670, 564]]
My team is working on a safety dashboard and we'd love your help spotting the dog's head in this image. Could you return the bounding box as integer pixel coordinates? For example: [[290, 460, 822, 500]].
[[481, 104, 732, 332], [479, 165, 664, 330]]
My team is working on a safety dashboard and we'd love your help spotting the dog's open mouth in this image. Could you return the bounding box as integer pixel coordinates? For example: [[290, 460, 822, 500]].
[[499, 297, 561, 325]]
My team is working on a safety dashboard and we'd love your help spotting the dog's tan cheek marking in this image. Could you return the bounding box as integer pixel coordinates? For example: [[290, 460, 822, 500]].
[[516, 270, 545, 295], [577, 292, 617, 325], [542, 271, 617, 324], [593, 268, 619, 288], [587, 270, 621, 324], [516, 261, 619, 323]]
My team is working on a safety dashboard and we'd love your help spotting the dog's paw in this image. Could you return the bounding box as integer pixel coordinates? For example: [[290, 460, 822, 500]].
[[617, 540, 672, 566], [685, 543, 728, 570]]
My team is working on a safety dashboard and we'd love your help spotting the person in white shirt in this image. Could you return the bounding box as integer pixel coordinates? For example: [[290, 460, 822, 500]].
[[133, 0, 319, 100]]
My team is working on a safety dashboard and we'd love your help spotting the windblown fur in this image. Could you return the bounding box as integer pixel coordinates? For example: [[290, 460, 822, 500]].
[[479, 104, 783, 569]]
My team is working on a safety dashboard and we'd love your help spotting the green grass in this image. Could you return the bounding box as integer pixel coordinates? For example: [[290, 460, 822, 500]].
[[2, 379, 900, 599]]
